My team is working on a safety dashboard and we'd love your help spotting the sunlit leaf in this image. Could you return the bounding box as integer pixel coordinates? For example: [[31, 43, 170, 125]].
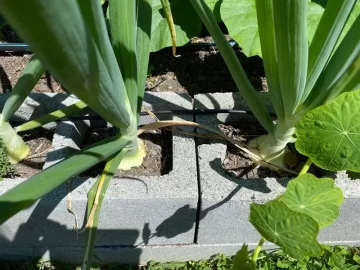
[[220, 0, 324, 57], [279, 174, 343, 228], [151, 0, 202, 52], [296, 90, 360, 172], [250, 200, 323, 259]]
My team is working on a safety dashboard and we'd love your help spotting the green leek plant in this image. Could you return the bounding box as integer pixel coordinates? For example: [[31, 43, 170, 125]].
[[0, 0, 153, 215], [189, 0, 360, 267], [0, 0, 158, 268], [190, 0, 360, 169]]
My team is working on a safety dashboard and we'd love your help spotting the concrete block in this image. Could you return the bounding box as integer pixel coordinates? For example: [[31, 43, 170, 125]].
[[195, 92, 273, 125], [0, 93, 93, 130], [0, 242, 275, 265], [194, 92, 360, 247], [0, 92, 199, 263]]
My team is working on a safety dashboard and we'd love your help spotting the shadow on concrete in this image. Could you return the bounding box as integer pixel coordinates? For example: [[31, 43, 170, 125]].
[[146, 156, 273, 244], [0, 90, 199, 265], [0, 198, 142, 266]]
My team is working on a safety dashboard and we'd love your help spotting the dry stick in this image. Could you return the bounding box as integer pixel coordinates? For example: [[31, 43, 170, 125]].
[[26, 148, 50, 159], [66, 179, 80, 238], [33, 142, 44, 154]]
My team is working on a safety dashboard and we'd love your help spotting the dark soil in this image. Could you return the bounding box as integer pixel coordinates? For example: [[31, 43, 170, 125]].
[[146, 49, 267, 96], [0, 47, 267, 95], [0, 54, 66, 94], [0, 18, 20, 43], [213, 121, 325, 179], [81, 127, 172, 177], [10, 128, 54, 178]]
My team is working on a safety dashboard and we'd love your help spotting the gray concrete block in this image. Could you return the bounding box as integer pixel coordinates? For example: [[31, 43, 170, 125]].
[[0, 242, 277, 265], [195, 92, 273, 126], [0, 93, 92, 130], [0, 92, 198, 262], [194, 92, 360, 247], [197, 143, 360, 246]]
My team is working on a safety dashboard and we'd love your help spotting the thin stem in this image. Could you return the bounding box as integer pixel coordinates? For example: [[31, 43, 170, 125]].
[[299, 158, 312, 175], [252, 237, 265, 264]]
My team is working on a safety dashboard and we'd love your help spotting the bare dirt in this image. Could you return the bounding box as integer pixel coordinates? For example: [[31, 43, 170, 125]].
[[0, 48, 267, 95], [10, 128, 54, 178], [146, 49, 267, 95], [215, 121, 325, 179], [81, 127, 172, 177], [0, 54, 66, 94]]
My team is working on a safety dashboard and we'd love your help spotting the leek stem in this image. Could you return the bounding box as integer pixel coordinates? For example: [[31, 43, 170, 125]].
[[251, 237, 265, 264], [299, 158, 312, 175]]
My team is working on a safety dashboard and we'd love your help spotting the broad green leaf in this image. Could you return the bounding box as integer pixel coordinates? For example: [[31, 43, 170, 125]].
[[190, 0, 275, 135], [151, 0, 202, 52], [232, 244, 255, 270], [296, 90, 360, 172], [250, 200, 323, 259], [0, 0, 132, 130], [0, 135, 131, 224], [220, 0, 260, 56], [220, 0, 324, 57], [307, 1, 325, 43], [278, 173, 343, 228], [2, 55, 44, 122], [204, 0, 223, 22]]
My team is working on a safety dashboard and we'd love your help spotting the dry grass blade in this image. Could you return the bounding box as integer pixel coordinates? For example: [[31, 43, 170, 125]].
[[138, 120, 298, 175]]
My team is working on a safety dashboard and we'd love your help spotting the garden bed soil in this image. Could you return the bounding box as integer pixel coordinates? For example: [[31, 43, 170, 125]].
[[0, 54, 66, 93], [81, 127, 172, 177], [11, 128, 54, 178], [0, 48, 267, 95], [147, 49, 267, 95], [201, 120, 325, 179]]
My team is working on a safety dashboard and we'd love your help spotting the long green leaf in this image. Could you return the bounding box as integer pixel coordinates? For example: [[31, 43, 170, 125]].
[[303, 0, 356, 104], [304, 14, 360, 110], [323, 55, 360, 103], [255, 0, 284, 120], [0, 135, 131, 224], [0, 0, 132, 129], [2, 55, 44, 122], [109, 0, 138, 116], [14, 101, 87, 133], [273, 0, 308, 116], [82, 148, 128, 270], [136, 0, 152, 121], [189, 0, 275, 135]]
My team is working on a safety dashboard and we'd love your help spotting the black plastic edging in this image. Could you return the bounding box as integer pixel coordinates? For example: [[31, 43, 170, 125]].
[[0, 41, 238, 53], [0, 43, 30, 52], [9, 108, 276, 125]]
